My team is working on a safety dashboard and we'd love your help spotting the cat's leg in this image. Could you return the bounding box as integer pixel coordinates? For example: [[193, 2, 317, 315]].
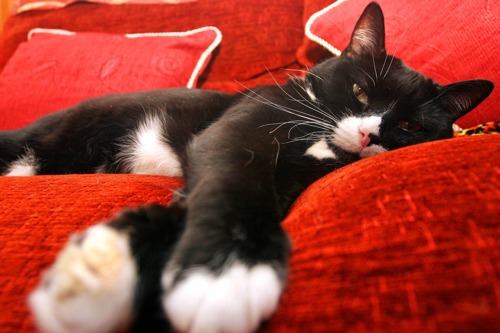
[[29, 204, 184, 333], [163, 217, 291, 333], [158, 94, 297, 332]]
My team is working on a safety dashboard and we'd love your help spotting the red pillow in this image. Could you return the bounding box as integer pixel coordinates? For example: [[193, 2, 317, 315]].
[[0, 27, 221, 130], [12, 0, 196, 14], [300, 0, 499, 128], [1, 1, 306, 95]]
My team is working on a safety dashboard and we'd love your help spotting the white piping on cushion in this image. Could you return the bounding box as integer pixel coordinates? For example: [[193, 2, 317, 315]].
[[28, 28, 76, 40], [304, 0, 350, 57], [16, 1, 197, 14], [17, 1, 66, 14]]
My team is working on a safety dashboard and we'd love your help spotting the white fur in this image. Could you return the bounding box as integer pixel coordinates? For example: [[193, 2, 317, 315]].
[[352, 28, 378, 53], [331, 116, 386, 157], [305, 138, 337, 160], [163, 262, 282, 333], [119, 114, 183, 177], [360, 144, 387, 158], [29, 225, 137, 333], [452, 123, 463, 132], [4, 148, 38, 176], [304, 81, 318, 103], [94, 164, 108, 174]]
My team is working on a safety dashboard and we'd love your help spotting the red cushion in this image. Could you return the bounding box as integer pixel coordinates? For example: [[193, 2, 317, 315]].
[[0, 0, 304, 90], [0, 27, 221, 130], [12, 0, 195, 14], [299, 0, 499, 128], [267, 134, 500, 332]]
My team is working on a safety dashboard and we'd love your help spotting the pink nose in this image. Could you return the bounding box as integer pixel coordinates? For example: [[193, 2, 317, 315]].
[[359, 129, 371, 148]]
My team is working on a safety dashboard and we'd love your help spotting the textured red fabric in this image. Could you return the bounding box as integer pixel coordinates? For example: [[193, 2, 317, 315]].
[[0, 0, 304, 88], [0, 27, 221, 130], [296, 0, 334, 65], [0, 175, 184, 332], [266, 134, 500, 332], [0, 136, 499, 333], [299, 0, 499, 128]]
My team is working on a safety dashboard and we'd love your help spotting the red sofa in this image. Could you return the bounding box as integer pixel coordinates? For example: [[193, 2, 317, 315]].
[[0, 0, 499, 332]]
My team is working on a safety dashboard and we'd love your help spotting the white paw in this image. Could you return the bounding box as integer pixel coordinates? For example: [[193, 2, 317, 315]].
[[163, 262, 283, 333], [29, 225, 138, 333]]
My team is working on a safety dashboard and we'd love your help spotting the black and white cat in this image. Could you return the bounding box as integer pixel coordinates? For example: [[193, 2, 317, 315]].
[[0, 3, 493, 333]]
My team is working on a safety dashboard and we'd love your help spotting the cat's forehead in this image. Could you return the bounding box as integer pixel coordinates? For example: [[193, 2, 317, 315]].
[[307, 54, 443, 112], [351, 55, 439, 98]]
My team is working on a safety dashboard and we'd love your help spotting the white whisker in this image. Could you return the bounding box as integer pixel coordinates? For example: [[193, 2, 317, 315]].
[[355, 66, 376, 87], [382, 54, 396, 80], [281, 68, 324, 81], [289, 83, 339, 123], [239, 72, 338, 124], [419, 90, 447, 108], [272, 137, 280, 165], [266, 69, 334, 120], [285, 130, 330, 144], [380, 52, 389, 78], [372, 51, 379, 82], [382, 23, 407, 80], [260, 120, 331, 136], [235, 83, 334, 134]]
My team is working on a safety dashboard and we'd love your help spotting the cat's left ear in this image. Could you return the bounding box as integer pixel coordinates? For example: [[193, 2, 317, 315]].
[[343, 2, 386, 58], [439, 80, 494, 120]]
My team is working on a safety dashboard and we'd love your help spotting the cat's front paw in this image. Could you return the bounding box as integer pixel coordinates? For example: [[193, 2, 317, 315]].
[[29, 224, 137, 333], [163, 260, 283, 333]]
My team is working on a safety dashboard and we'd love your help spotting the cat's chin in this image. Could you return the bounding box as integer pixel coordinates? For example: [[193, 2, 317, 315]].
[[359, 145, 387, 159]]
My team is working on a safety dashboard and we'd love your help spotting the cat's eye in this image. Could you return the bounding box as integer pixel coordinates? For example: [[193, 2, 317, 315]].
[[352, 83, 369, 105], [398, 120, 422, 132]]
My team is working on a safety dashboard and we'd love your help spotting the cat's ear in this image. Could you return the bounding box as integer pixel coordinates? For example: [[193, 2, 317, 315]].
[[439, 80, 494, 120], [343, 2, 386, 58]]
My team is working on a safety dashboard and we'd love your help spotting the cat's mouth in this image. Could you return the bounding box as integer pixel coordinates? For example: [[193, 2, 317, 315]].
[[358, 133, 386, 158], [331, 116, 387, 158], [359, 144, 387, 158]]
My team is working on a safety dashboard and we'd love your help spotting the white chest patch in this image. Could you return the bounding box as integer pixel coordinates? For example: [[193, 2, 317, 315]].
[[305, 138, 337, 160], [4, 148, 38, 176], [119, 115, 183, 177]]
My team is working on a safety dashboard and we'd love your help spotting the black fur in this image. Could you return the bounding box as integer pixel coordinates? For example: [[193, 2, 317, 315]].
[[0, 89, 235, 174], [109, 204, 185, 332]]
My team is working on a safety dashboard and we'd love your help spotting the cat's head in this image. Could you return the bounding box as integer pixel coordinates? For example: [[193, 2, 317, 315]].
[[303, 2, 493, 158]]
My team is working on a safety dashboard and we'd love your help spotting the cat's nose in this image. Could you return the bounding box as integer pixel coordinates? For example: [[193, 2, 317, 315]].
[[359, 128, 371, 148]]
